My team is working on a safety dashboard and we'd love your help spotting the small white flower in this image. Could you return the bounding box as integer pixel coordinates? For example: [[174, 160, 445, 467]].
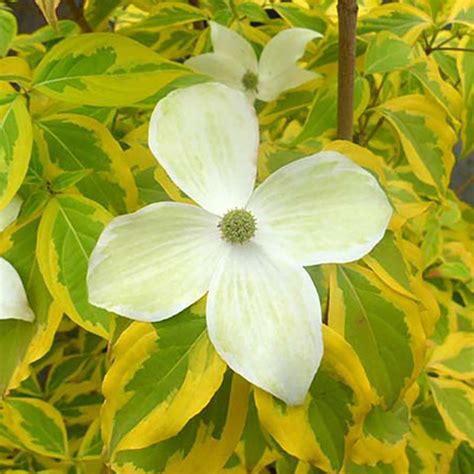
[[0, 196, 35, 323], [185, 22, 322, 102], [87, 83, 392, 405]]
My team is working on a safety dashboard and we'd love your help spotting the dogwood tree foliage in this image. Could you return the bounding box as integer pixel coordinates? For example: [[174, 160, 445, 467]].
[[0, 0, 473, 473]]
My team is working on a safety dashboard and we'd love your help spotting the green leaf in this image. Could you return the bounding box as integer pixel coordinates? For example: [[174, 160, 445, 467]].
[[291, 83, 337, 145], [50, 169, 93, 193], [37, 194, 113, 339], [345, 459, 403, 474], [45, 355, 88, 394], [102, 303, 227, 457], [32, 33, 198, 106], [0, 10, 17, 57], [3, 397, 69, 459], [231, 396, 279, 472], [119, 3, 206, 34], [449, 442, 474, 474], [273, 4, 327, 34], [255, 326, 373, 473], [121, 134, 174, 206], [111, 372, 249, 473], [78, 419, 103, 460], [328, 264, 425, 406], [365, 32, 414, 74], [0, 90, 32, 210], [237, 3, 269, 23], [17, 190, 50, 222], [351, 401, 410, 465]]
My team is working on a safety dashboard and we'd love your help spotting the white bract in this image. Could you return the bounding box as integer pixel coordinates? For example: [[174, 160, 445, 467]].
[[0, 197, 35, 323], [0, 195, 22, 232], [87, 83, 392, 405], [185, 22, 322, 102]]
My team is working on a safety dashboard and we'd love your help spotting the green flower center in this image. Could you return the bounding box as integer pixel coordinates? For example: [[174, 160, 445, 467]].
[[219, 209, 256, 244], [242, 71, 258, 91]]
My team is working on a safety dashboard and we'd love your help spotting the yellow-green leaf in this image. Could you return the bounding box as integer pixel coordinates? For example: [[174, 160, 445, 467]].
[[428, 332, 474, 381], [328, 264, 425, 406], [111, 372, 249, 474], [118, 3, 206, 35], [36, 114, 138, 214], [0, 218, 62, 395], [255, 326, 374, 473], [3, 397, 69, 459], [358, 3, 433, 43], [0, 88, 32, 210], [102, 301, 227, 458], [272, 4, 328, 34], [78, 418, 103, 460], [408, 54, 463, 122], [447, 0, 474, 26], [0, 10, 17, 57], [363, 231, 415, 299], [37, 194, 113, 339], [84, 0, 121, 30], [365, 32, 415, 74], [376, 94, 456, 192], [429, 377, 474, 444], [34, 0, 61, 31], [457, 35, 474, 157], [0, 57, 31, 85], [231, 396, 280, 473], [32, 33, 198, 106]]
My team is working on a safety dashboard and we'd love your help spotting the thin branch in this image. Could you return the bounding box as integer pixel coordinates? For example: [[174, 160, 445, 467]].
[[361, 116, 385, 146], [336, 0, 358, 141], [455, 175, 474, 196], [430, 32, 459, 51], [429, 47, 474, 53]]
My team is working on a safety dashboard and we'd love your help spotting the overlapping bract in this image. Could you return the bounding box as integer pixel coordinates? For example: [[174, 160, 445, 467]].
[[88, 82, 392, 405]]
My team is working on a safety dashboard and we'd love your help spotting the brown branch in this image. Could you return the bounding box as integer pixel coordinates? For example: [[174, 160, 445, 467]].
[[188, 0, 205, 30], [337, 0, 358, 141], [66, 0, 92, 32]]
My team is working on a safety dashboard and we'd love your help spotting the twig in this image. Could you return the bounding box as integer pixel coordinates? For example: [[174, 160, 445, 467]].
[[337, 0, 358, 140]]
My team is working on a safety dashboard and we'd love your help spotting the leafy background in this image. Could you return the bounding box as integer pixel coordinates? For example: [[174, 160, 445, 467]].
[[0, 0, 473, 473]]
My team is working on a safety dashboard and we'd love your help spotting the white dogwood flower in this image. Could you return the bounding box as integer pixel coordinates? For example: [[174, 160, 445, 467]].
[[0, 196, 35, 322], [185, 22, 321, 102], [87, 83, 392, 405]]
